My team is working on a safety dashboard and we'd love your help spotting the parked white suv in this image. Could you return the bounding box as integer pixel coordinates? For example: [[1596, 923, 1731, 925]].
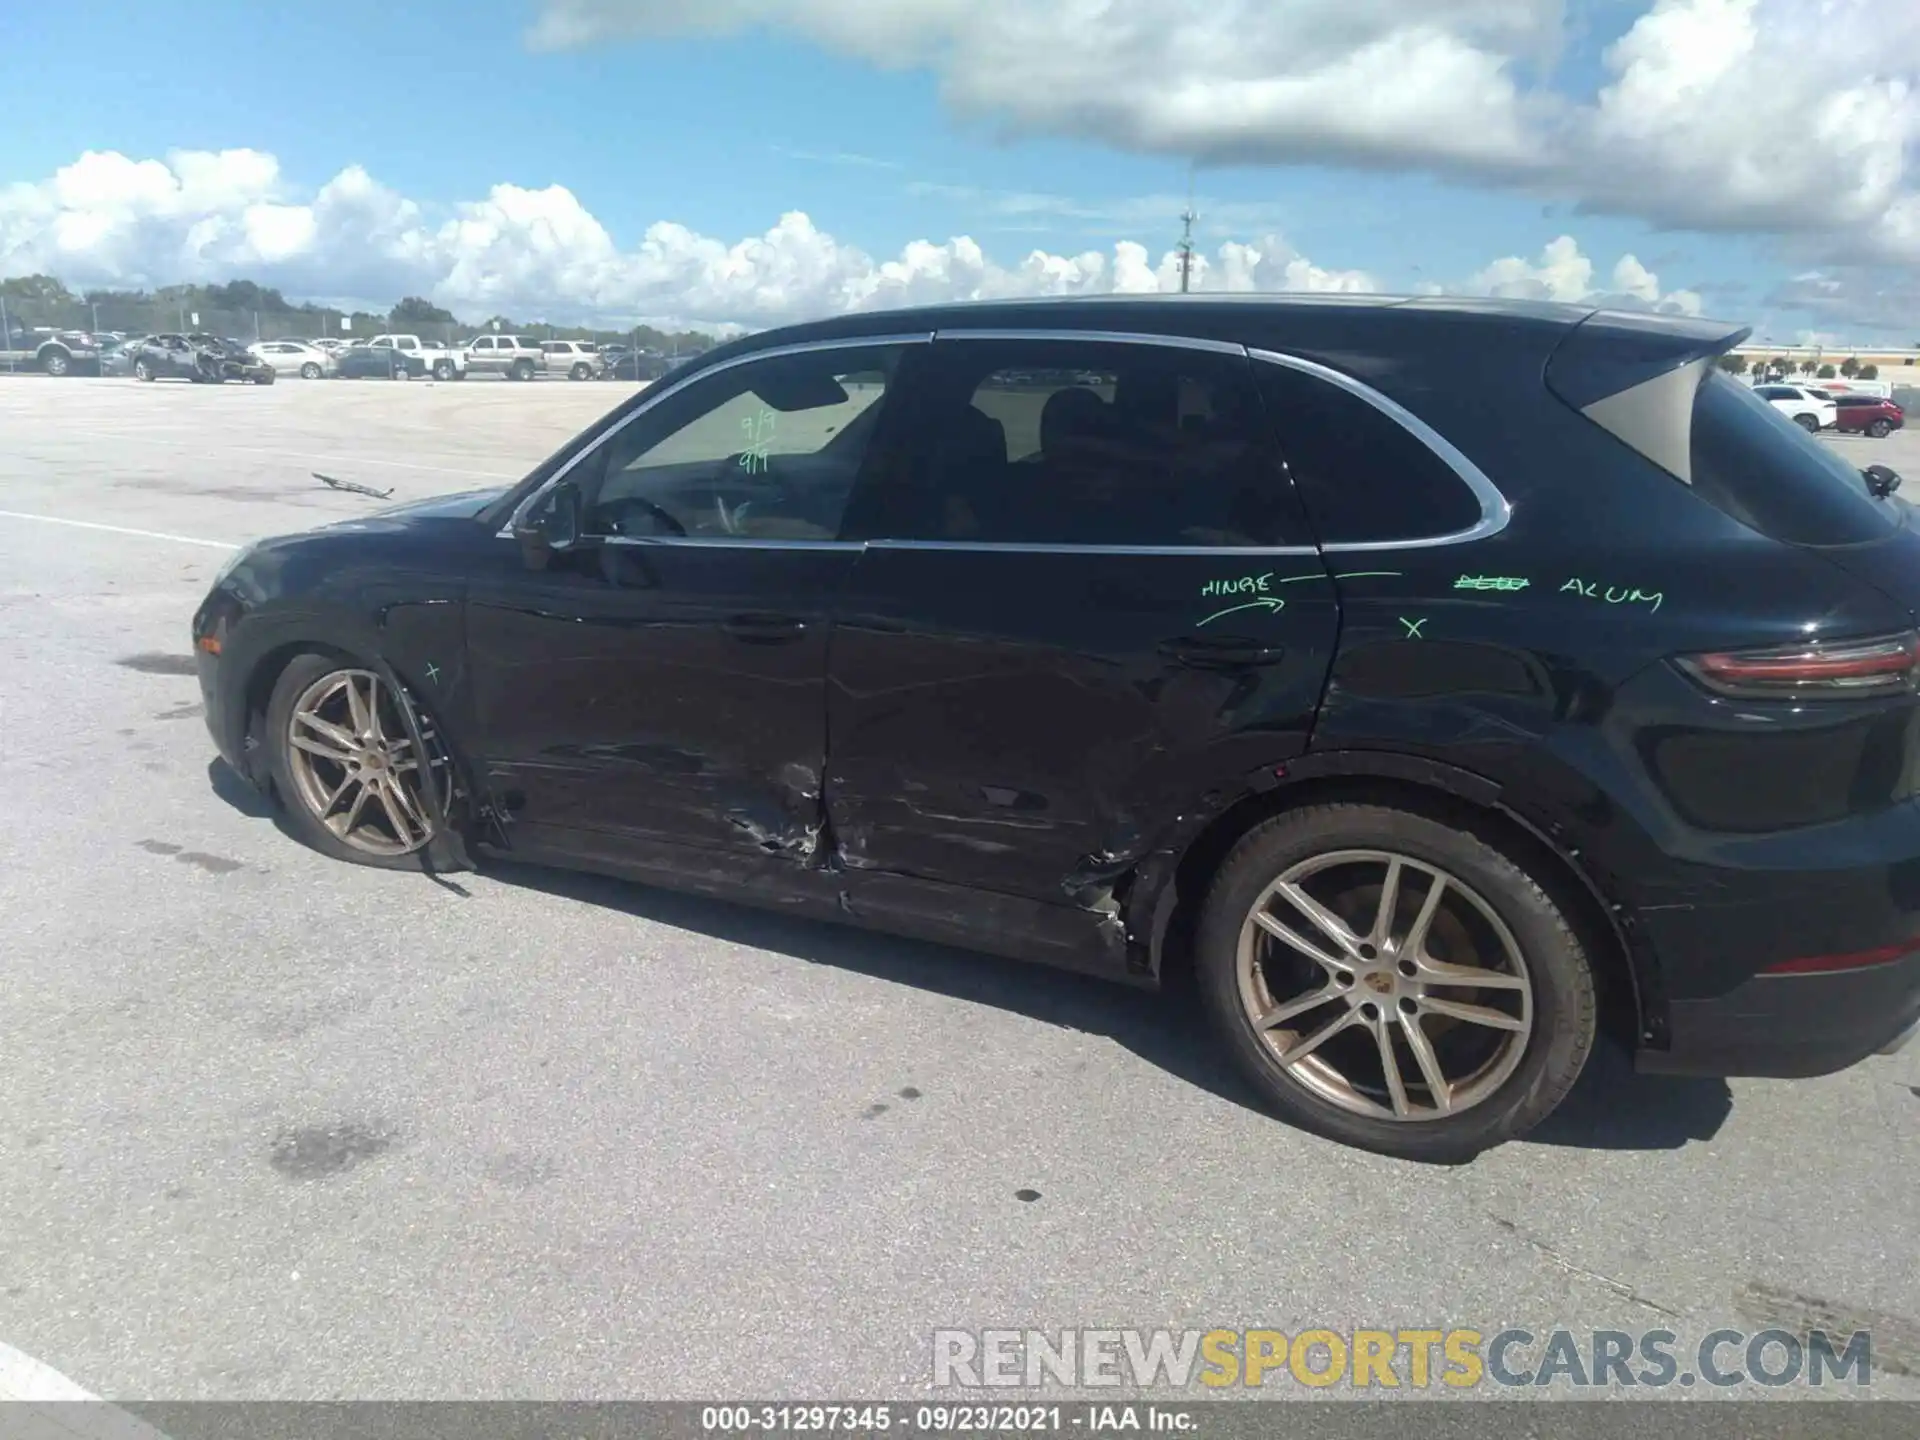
[[466, 334, 548, 380], [542, 340, 602, 380], [1754, 383, 1838, 433]]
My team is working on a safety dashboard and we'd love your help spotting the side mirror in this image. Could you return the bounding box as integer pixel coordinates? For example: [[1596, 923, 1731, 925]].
[[540, 481, 584, 549]]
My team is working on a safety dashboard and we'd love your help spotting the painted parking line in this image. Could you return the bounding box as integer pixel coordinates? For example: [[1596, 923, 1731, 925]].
[[0, 511, 239, 550], [0, 1340, 173, 1439]]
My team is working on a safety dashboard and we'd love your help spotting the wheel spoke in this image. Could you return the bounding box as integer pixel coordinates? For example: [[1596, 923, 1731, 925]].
[[374, 780, 417, 846], [1251, 908, 1349, 975], [1370, 857, 1403, 946], [1252, 986, 1344, 1031], [1275, 881, 1363, 958], [1402, 873, 1448, 959], [326, 779, 372, 838], [1373, 1022, 1412, 1116], [1421, 996, 1528, 1032], [1401, 1013, 1453, 1115], [386, 775, 431, 838], [319, 771, 356, 815], [290, 730, 353, 764], [1418, 958, 1529, 991], [345, 674, 373, 736], [294, 710, 355, 753], [1277, 1009, 1359, 1066]]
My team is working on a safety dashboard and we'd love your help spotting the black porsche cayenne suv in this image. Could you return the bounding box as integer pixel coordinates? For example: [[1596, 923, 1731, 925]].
[[192, 295, 1920, 1159]]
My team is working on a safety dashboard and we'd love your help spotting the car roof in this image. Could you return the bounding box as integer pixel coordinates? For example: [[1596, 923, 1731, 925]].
[[678, 293, 1750, 421]]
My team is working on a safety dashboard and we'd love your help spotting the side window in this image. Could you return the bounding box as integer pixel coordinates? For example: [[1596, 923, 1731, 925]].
[[572, 343, 905, 541], [1254, 359, 1485, 545], [397, 338, 418, 351], [472, 337, 493, 351], [844, 339, 1302, 548]]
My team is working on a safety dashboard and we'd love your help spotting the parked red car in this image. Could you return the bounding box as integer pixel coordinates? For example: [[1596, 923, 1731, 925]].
[[1832, 395, 1905, 438]]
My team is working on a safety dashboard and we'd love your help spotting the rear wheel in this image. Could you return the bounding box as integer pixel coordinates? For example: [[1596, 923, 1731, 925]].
[[1795, 413, 1820, 432], [263, 653, 455, 871], [570, 362, 591, 381], [40, 349, 70, 377], [511, 359, 534, 382], [390, 361, 409, 381], [300, 362, 322, 380], [1869, 418, 1892, 438], [1195, 802, 1596, 1161], [134, 360, 154, 382]]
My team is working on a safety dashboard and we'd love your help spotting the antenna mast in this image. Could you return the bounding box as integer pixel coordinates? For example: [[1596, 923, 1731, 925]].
[[1176, 164, 1198, 293]]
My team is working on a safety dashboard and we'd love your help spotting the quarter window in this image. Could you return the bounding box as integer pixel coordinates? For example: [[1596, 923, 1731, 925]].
[[1253, 359, 1485, 545], [568, 344, 906, 541], [845, 339, 1303, 547]]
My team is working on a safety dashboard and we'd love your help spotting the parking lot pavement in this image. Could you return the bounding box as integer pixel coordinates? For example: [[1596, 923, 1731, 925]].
[[1, 379, 1918, 1401]]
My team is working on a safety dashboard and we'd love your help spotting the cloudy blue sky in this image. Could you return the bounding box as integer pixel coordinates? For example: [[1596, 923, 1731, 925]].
[[3, 0, 1916, 340]]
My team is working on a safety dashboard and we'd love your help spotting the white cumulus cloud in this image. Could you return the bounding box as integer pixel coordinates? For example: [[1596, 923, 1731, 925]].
[[527, 0, 1920, 268], [0, 148, 1728, 333], [1467, 235, 1703, 314]]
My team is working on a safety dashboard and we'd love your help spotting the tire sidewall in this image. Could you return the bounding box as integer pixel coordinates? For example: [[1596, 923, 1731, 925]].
[[301, 363, 321, 380], [263, 652, 434, 872], [1195, 804, 1595, 1160]]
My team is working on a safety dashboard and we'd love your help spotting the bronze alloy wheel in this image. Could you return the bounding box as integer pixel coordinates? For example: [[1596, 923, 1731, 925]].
[[1235, 849, 1535, 1121], [282, 668, 450, 857]]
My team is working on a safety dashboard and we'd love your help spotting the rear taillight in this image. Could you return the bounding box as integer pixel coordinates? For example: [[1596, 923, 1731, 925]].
[[1676, 630, 1920, 699]]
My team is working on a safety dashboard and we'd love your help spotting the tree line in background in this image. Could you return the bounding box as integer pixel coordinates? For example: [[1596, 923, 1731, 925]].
[[1716, 353, 1883, 382], [0, 273, 714, 354]]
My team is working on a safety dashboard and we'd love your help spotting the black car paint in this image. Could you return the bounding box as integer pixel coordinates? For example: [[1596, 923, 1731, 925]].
[[194, 295, 1920, 1080], [334, 345, 425, 379]]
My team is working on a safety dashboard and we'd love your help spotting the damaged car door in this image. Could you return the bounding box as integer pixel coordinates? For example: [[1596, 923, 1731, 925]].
[[826, 332, 1339, 970], [464, 337, 918, 873]]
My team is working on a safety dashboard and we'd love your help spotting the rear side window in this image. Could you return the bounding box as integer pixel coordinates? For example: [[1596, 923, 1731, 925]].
[[1689, 372, 1898, 545], [1253, 360, 1483, 545], [845, 339, 1305, 548]]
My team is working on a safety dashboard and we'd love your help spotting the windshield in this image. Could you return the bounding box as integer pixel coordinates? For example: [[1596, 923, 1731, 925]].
[[1689, 371, 1901, 545]]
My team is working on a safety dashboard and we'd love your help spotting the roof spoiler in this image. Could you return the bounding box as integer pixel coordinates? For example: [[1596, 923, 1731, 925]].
[[1544, 310, 1751, 486]]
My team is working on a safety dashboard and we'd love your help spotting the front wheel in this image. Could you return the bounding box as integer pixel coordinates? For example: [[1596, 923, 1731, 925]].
[[263, 653, 455, 871], [134, 360, 154, 382], [433, 360, 455, 381], [300, 362, 322, 380], [1869, 419, 1892, 438], [1195, 802, 1596, 1161], [41, 349, 70, 377], [1795, 413, 1821, 432]]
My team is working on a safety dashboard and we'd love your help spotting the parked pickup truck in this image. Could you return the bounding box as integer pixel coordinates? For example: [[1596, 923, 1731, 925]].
[[365, 333, 468, 380], [465, 333, 548, 380], [0, 323, 102, 376]]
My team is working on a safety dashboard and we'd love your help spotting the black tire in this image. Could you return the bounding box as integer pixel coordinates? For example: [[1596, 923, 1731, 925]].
[[262, 651, 451, 873], [1194, 802, 1597, 1161], [390, 362, 409, 381], [134, 360, 154, 382], [511, 359, 534, 382], [1869, 419, 1892, 438], [570, 362, 591, 381], [1795, 413, 1820, 432], [300, 362, 322, 380], [40, 348, 70, 377], [433, 360, 455, 381]]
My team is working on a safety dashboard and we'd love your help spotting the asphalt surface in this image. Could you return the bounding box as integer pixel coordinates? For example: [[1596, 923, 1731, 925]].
[[1, 376, 1917, 1403]]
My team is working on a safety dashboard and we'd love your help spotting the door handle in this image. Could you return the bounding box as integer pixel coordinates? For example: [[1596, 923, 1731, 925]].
[[721, 613, 807, 644], [1159, 636, 1288, 668]]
